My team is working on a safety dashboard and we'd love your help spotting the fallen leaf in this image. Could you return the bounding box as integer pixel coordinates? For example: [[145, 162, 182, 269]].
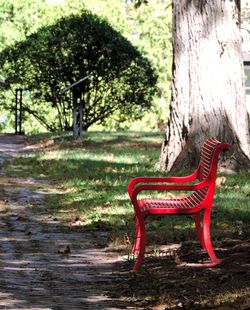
[[104, 152, 115, 162], [16, 213, 29, 221], [124, 233, 132, 245], [163, 193, 176, 199], [95, 179, 103, 185], [73, 220, 85, 226], [41, 139, 54, 147], [58, 245, 71, 254], [175, 255, 182, 265], [0, 199, 8, 205], [163, 192, 186, 199], [70, 216, 85, 226], [235, 220, 243, 225], [176, 193, 187, 199], [103, 201, 111, 207], [104, 167, 117, 173], [65, 187, 78, 193], [216, 222, 230, 229], [216, 176, 227, 186], [59, 208, 77, 213]]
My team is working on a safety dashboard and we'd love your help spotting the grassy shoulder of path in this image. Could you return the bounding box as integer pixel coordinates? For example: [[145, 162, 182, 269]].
[[7, 131, 249, 253]]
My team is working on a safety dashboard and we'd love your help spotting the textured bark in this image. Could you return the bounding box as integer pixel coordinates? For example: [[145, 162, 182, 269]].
[[160, 0, 250, 172]]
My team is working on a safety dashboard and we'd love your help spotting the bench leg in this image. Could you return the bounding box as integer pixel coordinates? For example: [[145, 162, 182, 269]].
[[203, 209, 219, 265], [132, 216, 140, 255], [194, 212, 205, 249], [132, 216, 146, 273]]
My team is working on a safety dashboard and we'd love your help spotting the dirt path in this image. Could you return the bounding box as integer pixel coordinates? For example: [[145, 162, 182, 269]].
[[0, 134, 27, 163], [0, 134, 131, 309]]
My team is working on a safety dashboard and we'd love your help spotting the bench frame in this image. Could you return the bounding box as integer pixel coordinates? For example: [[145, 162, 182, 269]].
[[128, 138, 230, 272]]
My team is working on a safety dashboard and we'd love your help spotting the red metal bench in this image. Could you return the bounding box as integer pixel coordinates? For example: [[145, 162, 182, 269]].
[[128, 138, 230, 272]]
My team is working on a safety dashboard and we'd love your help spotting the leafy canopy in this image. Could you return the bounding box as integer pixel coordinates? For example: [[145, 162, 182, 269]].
[[0, 9, 157, 131]]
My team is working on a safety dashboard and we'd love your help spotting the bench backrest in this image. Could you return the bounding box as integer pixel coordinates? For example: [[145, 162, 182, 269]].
[[198, 138, 230, 182]]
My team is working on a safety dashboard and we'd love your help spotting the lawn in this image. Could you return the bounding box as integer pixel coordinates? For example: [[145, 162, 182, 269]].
[[3, 131, 250, 309], [10, 131, 250, 247]]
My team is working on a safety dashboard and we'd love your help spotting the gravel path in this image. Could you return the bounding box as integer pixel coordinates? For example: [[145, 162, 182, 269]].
[[0, 134, 132, 310]]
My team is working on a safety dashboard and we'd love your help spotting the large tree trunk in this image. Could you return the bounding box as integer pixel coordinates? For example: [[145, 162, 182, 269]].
[[160, 0, 250, 172]]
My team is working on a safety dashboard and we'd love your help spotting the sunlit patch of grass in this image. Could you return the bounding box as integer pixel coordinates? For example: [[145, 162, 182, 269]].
[[201, 288, 250, 309], [14, 131, 162, 223]]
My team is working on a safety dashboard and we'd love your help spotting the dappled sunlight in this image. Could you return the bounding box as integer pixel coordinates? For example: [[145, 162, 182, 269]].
[[8, 132, 249, 240], [43, 146, 150, 165]]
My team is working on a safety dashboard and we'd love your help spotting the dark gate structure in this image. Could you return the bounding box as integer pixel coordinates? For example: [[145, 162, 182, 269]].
[[0, 79, 24, 135]]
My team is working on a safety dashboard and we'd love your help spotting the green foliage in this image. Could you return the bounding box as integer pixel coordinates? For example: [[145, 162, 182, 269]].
[[0, 0, 172, 133], [0, 0, 46, 50], [0, 0, 86, 51], [0, 0, 87, 133], [125, 1, 173, 128], [85, 0, 173, 129], [0, 9, 157, 131], [122, 0, 148, 9]]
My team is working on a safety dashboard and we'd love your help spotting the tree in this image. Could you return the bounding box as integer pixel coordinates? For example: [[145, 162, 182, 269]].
[[0, 0, 46, 50], [0, 0, 87, 133], [0, 10, 157, 131], [84, 0, 173, 130], [159, 0, 250, 171], [122, 1, 173, 129], [0, 0, 87, 51]]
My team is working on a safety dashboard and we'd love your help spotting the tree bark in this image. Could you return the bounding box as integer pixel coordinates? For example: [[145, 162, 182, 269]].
[[160, 0, 250, 172]]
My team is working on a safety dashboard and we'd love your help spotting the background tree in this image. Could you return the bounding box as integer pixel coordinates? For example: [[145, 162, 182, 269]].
[[0, 0, 172, 133], [85, 0, 172, 130], [0, 0, 46, 49], [159, 0, 250, 171], [0, 0, 87, 133], [0, 10, 157, 131]]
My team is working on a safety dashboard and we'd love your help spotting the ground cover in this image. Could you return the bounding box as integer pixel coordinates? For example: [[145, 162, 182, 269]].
[[4, 131, 250, 309]]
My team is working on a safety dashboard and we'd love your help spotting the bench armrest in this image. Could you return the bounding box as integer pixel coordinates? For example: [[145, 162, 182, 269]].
[[130, 180, 209, 208], [128, 169, 198, 198]]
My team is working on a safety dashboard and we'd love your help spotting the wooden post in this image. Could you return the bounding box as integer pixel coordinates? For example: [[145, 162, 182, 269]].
[[19, 88, 23, 134], [79, 92, 83, 139], [72, 88, 84, 140], [14, 88, 24, 134], [61, 75, 89, 140], [15, 89, 18, 134], [72, 89, 78, 140]]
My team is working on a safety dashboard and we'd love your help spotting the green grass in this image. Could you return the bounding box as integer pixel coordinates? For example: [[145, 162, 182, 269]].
[[9, 131, 250, 247]]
